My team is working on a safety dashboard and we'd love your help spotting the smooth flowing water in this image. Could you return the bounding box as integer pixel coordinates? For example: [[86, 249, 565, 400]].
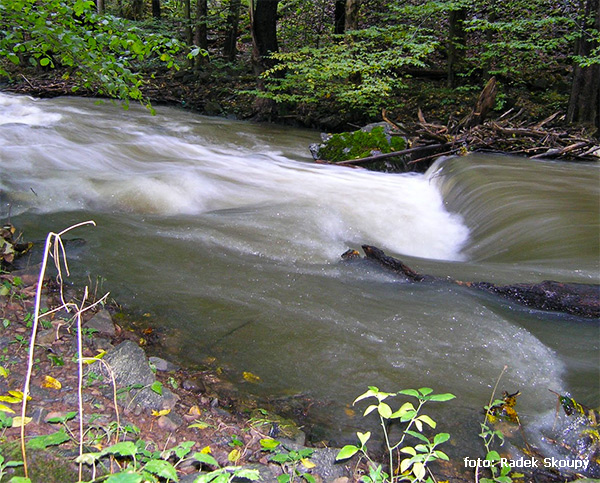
[[1, 93, 598, 453]]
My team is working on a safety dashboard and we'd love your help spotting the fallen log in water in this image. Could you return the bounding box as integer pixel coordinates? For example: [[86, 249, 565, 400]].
[[342, 245, 600, 319]]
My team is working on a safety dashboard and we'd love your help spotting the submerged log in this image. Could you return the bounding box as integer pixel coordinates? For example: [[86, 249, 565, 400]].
[[346, 245, 600, 319]]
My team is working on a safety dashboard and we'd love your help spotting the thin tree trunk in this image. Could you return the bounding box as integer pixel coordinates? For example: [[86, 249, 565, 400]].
[[567, 0, 600, 129], [344, 0, 360, 31], [251, 0, 279, 75], [224, 0, 242, 62], [184, 0, 193, 45], [334, 0, 346, 34], [194, 0, 208, 69], [447, 7, 466, 88], [152, 0, 161, 19], [97, 0, 105, 15]]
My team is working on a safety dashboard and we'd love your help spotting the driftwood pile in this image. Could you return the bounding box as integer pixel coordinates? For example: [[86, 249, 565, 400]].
[[324, 77, 600, 170], [343, 245, 600, 319]]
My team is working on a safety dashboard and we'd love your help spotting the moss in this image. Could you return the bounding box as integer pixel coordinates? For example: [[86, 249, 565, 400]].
[[318, 126, 406, 162]]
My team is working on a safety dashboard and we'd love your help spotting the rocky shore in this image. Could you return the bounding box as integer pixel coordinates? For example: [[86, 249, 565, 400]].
[[0, 259, 356, 482]]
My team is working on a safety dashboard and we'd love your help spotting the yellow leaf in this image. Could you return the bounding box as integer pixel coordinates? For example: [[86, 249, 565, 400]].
[[43, 375, 62, 390], [7, 391, 30, 402], [151, 408, 171, 417], [0, 396, 21, 404], [243, 371, 261, 384], [228, 449, 241, 463], [200, 446, 211, 454], [0, 366, 8, 378], [301, 458, 316, 469], [12, 416, 32, 428], [188, 421, 210, 429], [82, 350, 106, 364], [0, 404, 15, 414], [188, 405, 202, 416]]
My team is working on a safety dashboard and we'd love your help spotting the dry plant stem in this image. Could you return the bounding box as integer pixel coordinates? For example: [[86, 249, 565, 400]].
[[77, 287, 88, 483], [20, 221, 97, 478]]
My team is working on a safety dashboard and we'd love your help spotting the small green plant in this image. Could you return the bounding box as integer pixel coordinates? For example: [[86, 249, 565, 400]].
[[336, 386, 455, 482], [0, 453, 24, 480], [477, 367, 517, 483], [260, 438, 316, 483]]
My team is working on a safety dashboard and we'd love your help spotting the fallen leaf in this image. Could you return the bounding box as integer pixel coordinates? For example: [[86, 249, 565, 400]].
[[200, 445, 212, 454], [151, 408, 171, 417], [12, 416, 32, 428], [43, 375, 62, 390], [188, 405, 202, 416], [243, 371, 261, 384], [0, 404, 15, 414]]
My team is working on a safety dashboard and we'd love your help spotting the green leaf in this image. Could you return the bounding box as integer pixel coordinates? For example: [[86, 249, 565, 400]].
[[434, 450, 449, 460], [8, 477, 31, 483], [428, 393, 456, 402], [260, 438, 281, 450], [363, 404, 378, 416], [235, 469, 261, 481], [417, 414, 436, 428], [357, 431, 371, 446], [400, 446, 416, 456], [336, 445, 359, 460], [277, 474, 291, 483], [418, 387, 433, 396], [27, 429, 70, 449], [193, 452, 219, 467], [143, 459, 178, 481], [303, 475, 316, 483], [433, 433, 450, 445], [412, 462, 426, 480], [150, 381, 163, 395], [378, 402, 392, 419], [405, 430, 430, 443], [397, 388, 420, 398], [46, 411, 77, 424], [105, 473, 144, 483], [174, 441, 194, 460], [486, 450, 501, 462], [101, 441, 138, 458]]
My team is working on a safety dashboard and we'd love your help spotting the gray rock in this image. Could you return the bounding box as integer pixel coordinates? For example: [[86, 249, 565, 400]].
[[103, 340, 178, 411], [85, 309, 116, 338], [149, 356, 179, 372]]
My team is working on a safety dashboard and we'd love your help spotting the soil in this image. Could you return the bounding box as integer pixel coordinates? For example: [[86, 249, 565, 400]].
[[0, 261, 328, 482]]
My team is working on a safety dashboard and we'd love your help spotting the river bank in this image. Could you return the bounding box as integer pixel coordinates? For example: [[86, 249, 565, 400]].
[[0, 242, 362, 482]]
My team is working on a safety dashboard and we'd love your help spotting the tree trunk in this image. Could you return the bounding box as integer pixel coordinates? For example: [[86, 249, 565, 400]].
[[447, 7, 466, 88], [151, 0, 161, 19], [193, 0, 208, 69], [97, 0, 105, 15], [224, 0, 242, 62], [344, 0, 361, 31], [567, 0, 600, 129], [184, 0, 193, 46], [250, 0, 280, 120], [250, 0, 279, 75], [334, 0, 346, 34]]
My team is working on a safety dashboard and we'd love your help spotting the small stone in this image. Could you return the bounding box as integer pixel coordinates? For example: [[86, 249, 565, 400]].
[[85, 309, 116, 338], [182, 377, 205, 393], [157, 412, 183, 431], [149, 356, 179, 372]]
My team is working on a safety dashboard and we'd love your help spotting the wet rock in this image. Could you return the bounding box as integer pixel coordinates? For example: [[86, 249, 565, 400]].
[[149, 356, 179, 372], [102, 340, 178, 411], [85, 309, 116, 338], [182, 376, 206, 393]]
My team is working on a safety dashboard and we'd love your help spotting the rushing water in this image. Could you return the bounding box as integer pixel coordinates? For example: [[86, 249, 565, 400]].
[[1, 93, 598, 455]]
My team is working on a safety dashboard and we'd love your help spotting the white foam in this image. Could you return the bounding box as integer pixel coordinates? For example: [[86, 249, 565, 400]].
[[0, 93, 62, 126]]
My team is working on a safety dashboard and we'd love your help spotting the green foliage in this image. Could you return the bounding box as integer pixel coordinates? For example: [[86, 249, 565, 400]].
[[0, 0, 188, 110], [258, 24, 437, 116], [337, 386, 455, 483], [317, 126, 406, 162], [260, 439, 316, 483]]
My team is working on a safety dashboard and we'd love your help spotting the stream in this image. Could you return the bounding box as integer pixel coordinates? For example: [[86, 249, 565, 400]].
[[1, 92, 598, 458]]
